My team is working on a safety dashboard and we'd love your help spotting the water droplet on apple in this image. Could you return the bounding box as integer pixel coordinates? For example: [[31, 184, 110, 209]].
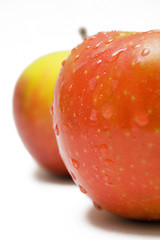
[[102, 105, 113, 119], [93, 201, 102, 210], [50, 103, 54, 116], [73, 60, 88, 72], [94, 41, 103, 49], [100, 144, 107, 152], [62, 60, 66, 67], [135, 44, 141, 48], [107, 36, 114, 43], [108, 182, 114, 187], [108, 48, 127, 62], [68, 84, 73, 92], [74, 54, 80, 62], [104, 174, 109, 181], [99, 94, 103, 100], [96, 173, 100, 179], [54, 124, 59, 136], [79, 185, 87, 194], [71, 158, 79, 169], [100, 83, 104, 89], [89, 77, 98, 90], [94, 146, 99, 152], [93, 165, 99, 171], [90, 109, 98, 121], [141, 48, 150, 56], [112, 79, 119, 91], [135, 112, 149, 127], [71, 46, 78, 53], [70, 171, 76, 181], [85, 45, 91, 49], [104, 159, 114, 165], [88, 35, 96, 40], [90, 44, 108, 59], [90, 50, 104, 59], [97, 59, 102, 64]]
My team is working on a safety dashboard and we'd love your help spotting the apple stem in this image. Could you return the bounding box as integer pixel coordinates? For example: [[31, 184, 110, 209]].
[[79, 27, 87, 39]]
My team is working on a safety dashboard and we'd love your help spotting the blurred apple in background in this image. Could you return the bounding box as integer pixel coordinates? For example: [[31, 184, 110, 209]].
[[13, 51, 70, 174]]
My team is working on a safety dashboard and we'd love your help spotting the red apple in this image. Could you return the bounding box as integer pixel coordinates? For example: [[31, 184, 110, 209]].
[[53, 31, 160, 219], [13, 51, 69, 174]]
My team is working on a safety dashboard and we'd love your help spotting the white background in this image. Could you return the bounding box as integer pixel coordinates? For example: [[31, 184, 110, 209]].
[[1, 0, 160, 239]]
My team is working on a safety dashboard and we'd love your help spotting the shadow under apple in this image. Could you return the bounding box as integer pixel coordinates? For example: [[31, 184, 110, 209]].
[[86, 206, 160, 237], [33, 167, 74, 185]]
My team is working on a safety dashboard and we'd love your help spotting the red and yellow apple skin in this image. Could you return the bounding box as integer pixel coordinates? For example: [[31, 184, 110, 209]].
[[53, 31, 160, 219], [13, 51, 70, 174]]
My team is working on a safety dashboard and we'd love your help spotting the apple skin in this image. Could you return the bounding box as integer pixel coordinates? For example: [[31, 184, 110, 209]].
[[53, 31, 160, 219], [13, 51, 70, 174]]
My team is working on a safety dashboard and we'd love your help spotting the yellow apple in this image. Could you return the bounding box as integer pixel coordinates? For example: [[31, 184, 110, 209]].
[[13, 51, 70, 174]]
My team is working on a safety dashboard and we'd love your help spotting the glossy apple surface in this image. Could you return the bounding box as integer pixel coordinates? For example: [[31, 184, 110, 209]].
[[53, 31, 160, 219], [13, 51, 69, 174]]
